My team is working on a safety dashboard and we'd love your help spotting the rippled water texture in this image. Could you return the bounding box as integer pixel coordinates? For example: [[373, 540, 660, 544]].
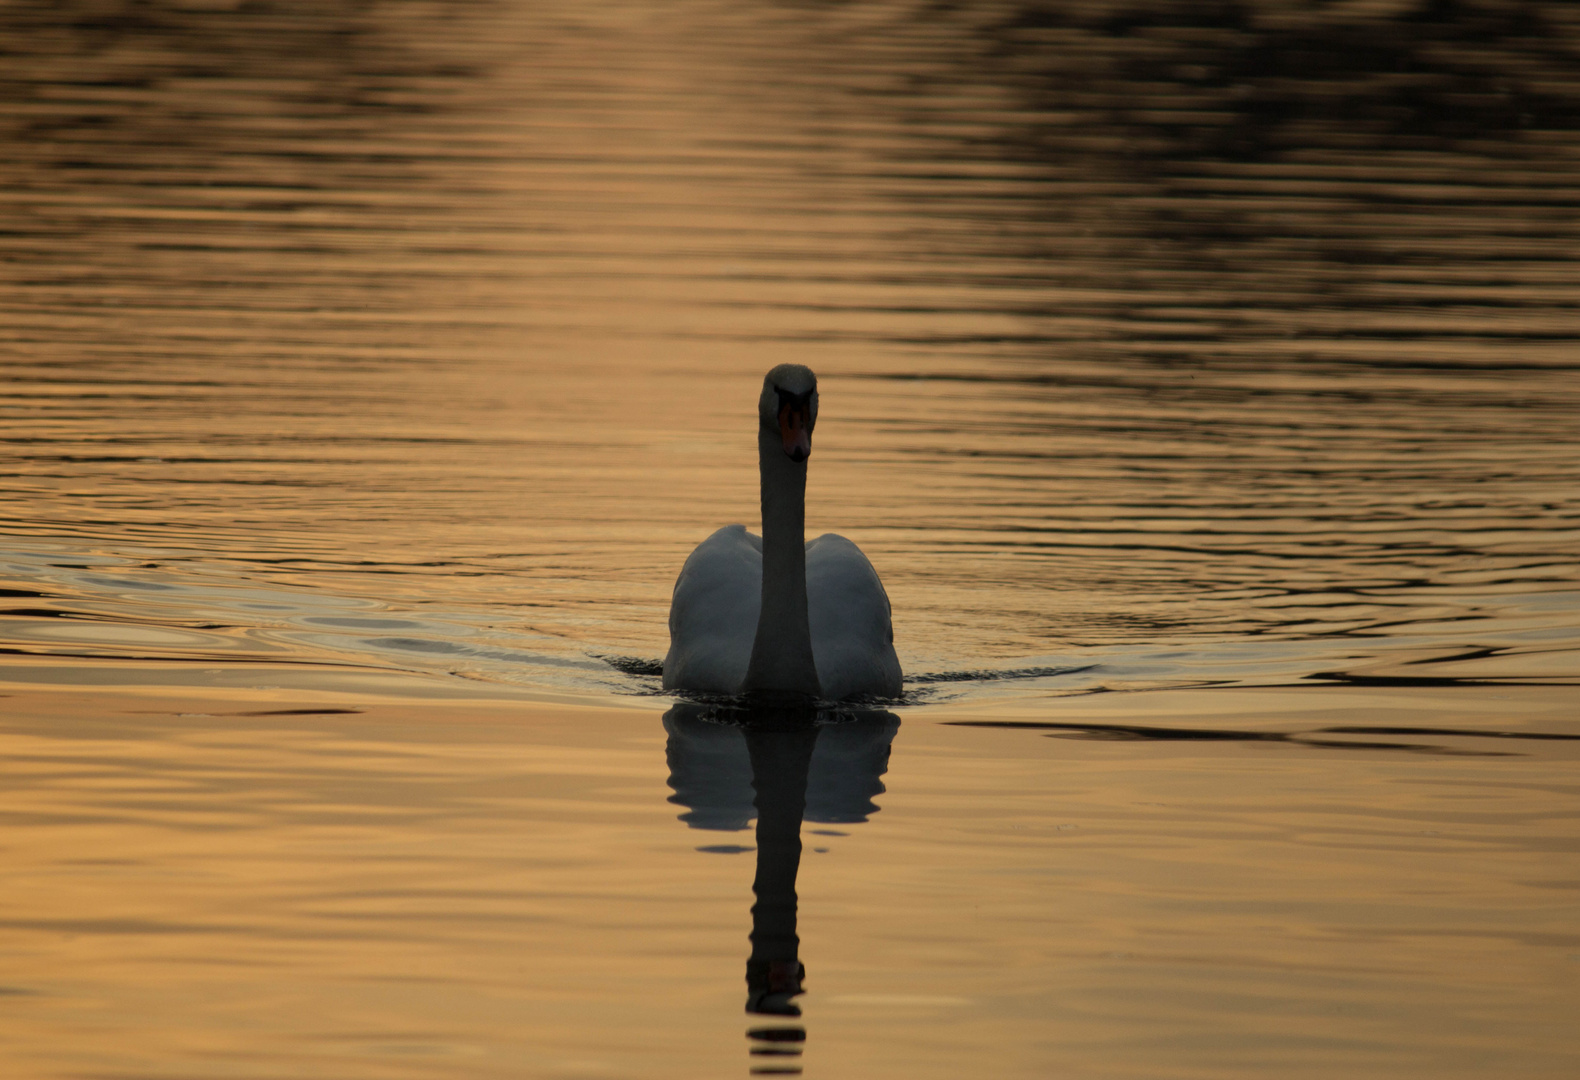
[[1, 1, 1578, 1077], [3, 0, 1577, 698]]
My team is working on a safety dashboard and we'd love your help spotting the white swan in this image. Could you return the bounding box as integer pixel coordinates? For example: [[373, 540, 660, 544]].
[[663, 365, 902, 701]]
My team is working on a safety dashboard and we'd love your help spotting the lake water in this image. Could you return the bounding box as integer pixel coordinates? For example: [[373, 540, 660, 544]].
[[2, 1, 1577, 1076]]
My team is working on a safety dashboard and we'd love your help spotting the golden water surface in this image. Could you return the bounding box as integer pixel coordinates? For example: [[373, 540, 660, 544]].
[[1, 2, 1578, 1077]]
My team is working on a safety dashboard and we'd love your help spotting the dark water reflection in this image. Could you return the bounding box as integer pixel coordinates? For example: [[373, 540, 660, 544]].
[[0, 1, 1577, 700], [665, 700, 900, 1072], [2, 9, 1578, 1077]]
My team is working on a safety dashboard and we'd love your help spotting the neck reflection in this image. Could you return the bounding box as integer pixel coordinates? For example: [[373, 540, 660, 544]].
[[663, 701, 899, 1069], [743, 719, 817, 1014]]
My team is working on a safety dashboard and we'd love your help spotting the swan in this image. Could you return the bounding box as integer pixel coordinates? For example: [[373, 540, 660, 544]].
[[662, 365, 902, 701]]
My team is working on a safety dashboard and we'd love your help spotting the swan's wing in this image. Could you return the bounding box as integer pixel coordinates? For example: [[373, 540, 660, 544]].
[[806, 533, 903, 700], [662, 525, 762, 694]]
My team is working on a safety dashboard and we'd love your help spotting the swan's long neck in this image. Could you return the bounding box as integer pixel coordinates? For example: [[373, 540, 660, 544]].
[[745, 427, 821, 698]]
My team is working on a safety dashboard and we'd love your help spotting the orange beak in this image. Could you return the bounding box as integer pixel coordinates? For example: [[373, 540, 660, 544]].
[[778, 400, 812, 462]]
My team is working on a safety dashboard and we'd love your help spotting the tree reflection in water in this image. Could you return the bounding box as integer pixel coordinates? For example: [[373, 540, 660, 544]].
[[663, 702, 900, 1072]]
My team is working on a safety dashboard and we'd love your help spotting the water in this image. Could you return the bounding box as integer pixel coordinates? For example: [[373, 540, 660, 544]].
[[1, 1, 1578, 1076]]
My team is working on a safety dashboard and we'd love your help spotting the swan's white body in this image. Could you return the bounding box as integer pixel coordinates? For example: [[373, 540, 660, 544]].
[[663, 366, 902, 701], [664, 525, 902, 700]]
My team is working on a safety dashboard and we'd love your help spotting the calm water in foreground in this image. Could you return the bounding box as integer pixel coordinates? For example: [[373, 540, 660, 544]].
[[1, 1, 1578, 1076]]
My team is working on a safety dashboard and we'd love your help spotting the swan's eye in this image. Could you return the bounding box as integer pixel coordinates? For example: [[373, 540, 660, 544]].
[[775, 388, 815, 463]]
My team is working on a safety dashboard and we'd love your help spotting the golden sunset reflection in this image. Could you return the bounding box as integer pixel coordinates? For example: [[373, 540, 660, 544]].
[[1, 1, 1577, 1077]]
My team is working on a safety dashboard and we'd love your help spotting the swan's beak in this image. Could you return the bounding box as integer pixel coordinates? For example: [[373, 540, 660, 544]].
[[779, 400, 813, 462]]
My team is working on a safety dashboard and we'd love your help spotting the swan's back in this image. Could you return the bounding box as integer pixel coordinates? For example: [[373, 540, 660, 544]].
[[806, 533, 902, 700], [662, 527, 901, 700], [663, 525, 761, 695]]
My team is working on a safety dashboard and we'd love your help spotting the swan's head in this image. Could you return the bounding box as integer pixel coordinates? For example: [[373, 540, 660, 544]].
[[760, 364, 818, 463]]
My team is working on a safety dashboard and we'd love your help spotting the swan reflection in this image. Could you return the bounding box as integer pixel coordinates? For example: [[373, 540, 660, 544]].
[[663, 701, 899, 1065]]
